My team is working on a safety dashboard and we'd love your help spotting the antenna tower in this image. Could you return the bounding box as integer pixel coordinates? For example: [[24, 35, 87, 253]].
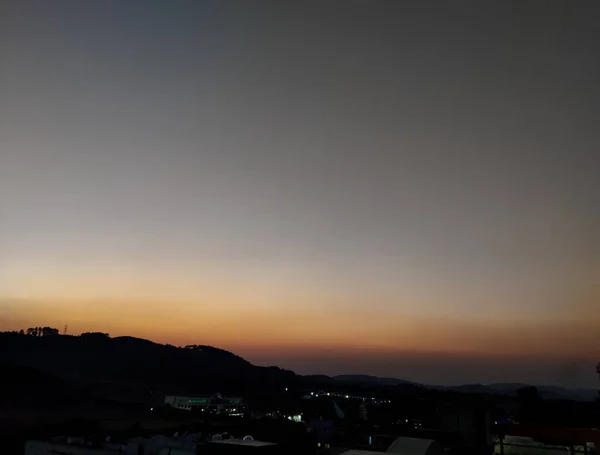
[[63, 324, 68, 335]]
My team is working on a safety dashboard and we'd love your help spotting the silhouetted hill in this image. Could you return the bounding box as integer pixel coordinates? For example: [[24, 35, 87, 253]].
[[435, 383, 500, 396], [305, 374, 336, 385], [487, 383, 598, 402], [0, 362, 111, 408], [331, 374, 598, 402], [333, 374, 417, 387], [0, 333, 297, 398], [0, 362, 59, 384], [2, 333, 596, 403]]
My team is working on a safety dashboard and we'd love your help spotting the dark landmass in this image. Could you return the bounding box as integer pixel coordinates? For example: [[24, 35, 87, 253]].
[[332, 375, 598, 402], [0, 332, 298, 402], [1, 330, 599, 455], [0, 332, 596, 404], [332, 374, 418, 387]]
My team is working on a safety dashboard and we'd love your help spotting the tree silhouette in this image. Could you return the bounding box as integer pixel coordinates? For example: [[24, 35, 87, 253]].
[[24, 326, 59, 336], [1, 327, 59, 336], [40, 326, 59, 337]]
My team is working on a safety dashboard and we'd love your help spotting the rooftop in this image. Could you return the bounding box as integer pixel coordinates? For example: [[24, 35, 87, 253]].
[[212, 439, 277, 447]]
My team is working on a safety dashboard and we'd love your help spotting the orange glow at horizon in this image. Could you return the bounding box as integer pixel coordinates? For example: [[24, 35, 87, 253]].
[[2, 261, 599, 383], [2, 293, 598, 362]]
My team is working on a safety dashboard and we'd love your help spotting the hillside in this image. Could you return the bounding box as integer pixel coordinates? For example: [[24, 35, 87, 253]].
[[333, 374, 418, 387], [2, 332, 596, 403], [0, 362, 132, 411], [0, 332, 298, 397], [332, 374, 598, 402]]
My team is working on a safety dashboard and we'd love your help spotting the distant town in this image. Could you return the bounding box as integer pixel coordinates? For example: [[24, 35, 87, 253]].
[[1, 328, 599, 455]]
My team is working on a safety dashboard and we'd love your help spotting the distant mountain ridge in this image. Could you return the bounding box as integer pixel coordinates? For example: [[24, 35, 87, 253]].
[[332, 375, 598, 402], [0, 332, 298, 398], [332, 374, 419, 387], [1, 332, 596, 402]]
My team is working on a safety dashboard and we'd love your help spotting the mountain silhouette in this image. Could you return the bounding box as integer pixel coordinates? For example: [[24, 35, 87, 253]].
[[1, 332, 596, 402], [332, 374, 598, 402], [333, 374, 418, 387], [0, 332, 297, 398]]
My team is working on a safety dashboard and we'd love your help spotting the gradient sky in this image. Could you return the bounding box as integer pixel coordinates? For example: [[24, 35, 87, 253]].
[[1, 1, 599, 387]]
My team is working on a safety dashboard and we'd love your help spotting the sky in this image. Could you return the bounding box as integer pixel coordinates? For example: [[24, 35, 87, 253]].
[[1, 1, 599, 388]]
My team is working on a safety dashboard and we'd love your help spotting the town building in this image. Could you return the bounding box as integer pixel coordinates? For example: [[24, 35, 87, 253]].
[[164, 392, 243, 413]]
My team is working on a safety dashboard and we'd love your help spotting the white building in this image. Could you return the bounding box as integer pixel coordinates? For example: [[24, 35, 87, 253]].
[[165, 394, 210, 410], [164, 393, 243, 412]]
